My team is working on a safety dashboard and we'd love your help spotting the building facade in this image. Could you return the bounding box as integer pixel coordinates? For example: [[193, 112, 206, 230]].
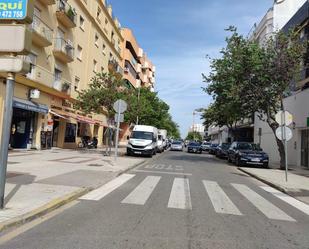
[[252, 1, 309, 168], [0, 0, 124, 149]]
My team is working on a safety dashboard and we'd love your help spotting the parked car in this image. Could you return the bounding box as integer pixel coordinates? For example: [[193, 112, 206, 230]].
[[216, 143, 231, 158], [201, 142, 211, 151], [187, 142, 202, 154], [227, 142, 269, 168], [170, 141, 183, 151], [208, 144, 219, 155]]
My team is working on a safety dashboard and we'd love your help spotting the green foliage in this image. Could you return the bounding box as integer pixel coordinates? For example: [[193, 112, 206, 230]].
[[186, 131, 203, 141], [203, 26, 306, 168], [75, 72, 180, 138]]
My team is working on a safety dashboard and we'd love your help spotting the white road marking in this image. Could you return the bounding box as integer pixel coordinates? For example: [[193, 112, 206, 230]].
[[168, 178, 192, 210], [203, 180, 242, 216], [80, 174, 135, 201], [121, 176, 161, 205], [133, 169, 192, 176], [260, 186, 309, 216], [232, 183, 296, 222]]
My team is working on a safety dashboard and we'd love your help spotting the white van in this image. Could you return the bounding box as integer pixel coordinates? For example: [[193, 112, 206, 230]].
[[158, 129, 168, 150], [127, 125, 158, 157]]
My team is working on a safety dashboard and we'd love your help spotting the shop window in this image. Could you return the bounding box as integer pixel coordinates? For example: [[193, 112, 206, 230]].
[[77, 122, 87, 137], [64, 123, 76, 143]]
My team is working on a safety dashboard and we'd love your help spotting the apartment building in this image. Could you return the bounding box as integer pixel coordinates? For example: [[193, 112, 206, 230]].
[[251, 1, 309, 168], [0, 0, 124, 149], [118, 28, 156, 142]]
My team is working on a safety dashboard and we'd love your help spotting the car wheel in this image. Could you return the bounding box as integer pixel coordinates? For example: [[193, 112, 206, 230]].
[[235, 157, 241, 166], [228, 156, 232, 163], [263, 163, 269, 168]]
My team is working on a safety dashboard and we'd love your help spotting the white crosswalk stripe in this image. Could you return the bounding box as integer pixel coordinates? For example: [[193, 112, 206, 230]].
[[80, 174, 135, 201], [121, 176, 161, 205], [232, 183, 296, 221], [203, 180, 242, 216], [260, 186, 309, 216], [167, 178, 192, 210]]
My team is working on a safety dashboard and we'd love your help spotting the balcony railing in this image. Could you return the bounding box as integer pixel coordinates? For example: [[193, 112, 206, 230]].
[[53, 38, 74, 63], [53, 79, 71, 95], [108, 59, 124, 75], [56, 0, 77, 28], [31, 15, 53, 47]]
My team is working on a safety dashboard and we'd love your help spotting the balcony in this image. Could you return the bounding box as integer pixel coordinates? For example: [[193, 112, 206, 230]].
[[38, 0, 55, 5], [56, 0, 77, 28], [143, 61, 149, 69], [31, 15, 53, 47], [25, 65, 54, 88], [108, 59, 124, 76], [136, 63, 142, 73], [53, 38, 74, 63], [138, 48, 143, 58], [53, 79, 71, 95]]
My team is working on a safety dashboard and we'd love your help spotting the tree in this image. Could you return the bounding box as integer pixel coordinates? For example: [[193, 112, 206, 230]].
[[75, 72, 180, 138], [186, 131, 203, 141], [203, 27, 306, 169]]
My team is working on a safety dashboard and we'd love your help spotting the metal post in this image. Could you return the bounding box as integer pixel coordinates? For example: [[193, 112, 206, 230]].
[[114, 103, 121, 159], [281, 111, 288, 182], [136, 87, 140, 125], [193, 111, 195, 140], [0, 73, 15, 209]]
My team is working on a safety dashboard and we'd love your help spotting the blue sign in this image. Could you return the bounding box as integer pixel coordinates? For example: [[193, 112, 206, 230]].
[[0, 0, 28, 20]]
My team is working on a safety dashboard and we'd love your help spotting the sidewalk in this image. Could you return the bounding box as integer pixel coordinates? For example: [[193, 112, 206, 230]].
[[238, 167, 309, 205], [0, 148, 146, 232]]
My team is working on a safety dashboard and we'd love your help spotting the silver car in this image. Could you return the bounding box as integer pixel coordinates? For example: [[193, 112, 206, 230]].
[[170, 141, 183, 151]]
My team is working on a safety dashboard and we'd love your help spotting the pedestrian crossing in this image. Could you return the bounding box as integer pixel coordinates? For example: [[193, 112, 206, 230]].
[[80, 174, 309, 222]]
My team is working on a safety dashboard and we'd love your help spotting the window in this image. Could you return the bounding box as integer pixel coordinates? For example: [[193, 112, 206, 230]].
[[93, 60, 97, 73], [64, 123, 76, 143], [76, 45, 82, 61], [54, 68, 62, 81], [79, 15, 85, 30], [97, 7, 101, 20], [25, 52, 37, 79], [95, 34, 99, 47], [102, 43, 106, 54], [74, 76, 80, 91], [105, 18, 108, 25]]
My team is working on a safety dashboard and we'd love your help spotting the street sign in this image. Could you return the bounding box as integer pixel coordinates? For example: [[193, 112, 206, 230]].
[[114, 113, 124, 123], [113, 99, 127, 114], [275, 110, 293, 126], [0, 0, 34, 23], [276, 126, 293, 141], [0, 56, 29, 73], [0, 24, 32, 54]]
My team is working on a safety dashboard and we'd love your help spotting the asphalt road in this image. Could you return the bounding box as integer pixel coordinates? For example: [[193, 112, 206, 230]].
[[1, 151, 309, 249]]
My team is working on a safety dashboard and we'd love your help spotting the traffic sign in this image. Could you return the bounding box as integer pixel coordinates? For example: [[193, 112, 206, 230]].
[[113, 99, 127, 114], [0, 0, 34, 23], [276, 127, 293, 141], [114, 113, 124, 123], [275, 110, 293, 126]]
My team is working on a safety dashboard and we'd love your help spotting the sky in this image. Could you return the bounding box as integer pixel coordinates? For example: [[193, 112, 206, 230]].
[[109, 0, 273, 138]]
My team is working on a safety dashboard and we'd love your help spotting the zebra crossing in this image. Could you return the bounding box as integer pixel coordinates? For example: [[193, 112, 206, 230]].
[[80, 174, 309, 222]]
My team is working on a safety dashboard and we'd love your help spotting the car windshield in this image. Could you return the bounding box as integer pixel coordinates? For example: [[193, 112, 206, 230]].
[[221, 144, 230, 149], [172, 141, 182, 145], [189, 142, 200, 146], [130, 131, 153, 140], [237, 143, 253, 150]]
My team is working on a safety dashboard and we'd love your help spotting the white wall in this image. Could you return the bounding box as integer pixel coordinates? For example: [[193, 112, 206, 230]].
[[273, 0, 307, 30], [254, 88, 309, 167]]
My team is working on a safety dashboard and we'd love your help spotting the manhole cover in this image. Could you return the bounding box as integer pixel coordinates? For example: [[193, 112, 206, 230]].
[[88, 164, 103, 167]]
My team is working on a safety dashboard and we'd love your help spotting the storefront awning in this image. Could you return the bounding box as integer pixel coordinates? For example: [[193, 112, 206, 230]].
[[13, 98, 49, 114], [49, 109, 70, 120], [76, 115, 96, 125]]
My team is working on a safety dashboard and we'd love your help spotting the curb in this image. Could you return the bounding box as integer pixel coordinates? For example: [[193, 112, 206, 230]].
[[0, 187, 92, 234], [237, 167, 292, 196]]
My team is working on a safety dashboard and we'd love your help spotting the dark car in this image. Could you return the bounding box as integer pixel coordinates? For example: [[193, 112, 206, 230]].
[[216, 143, 231, 158], [187, 142, 202, 154], [201, 142, 211, 151], [227, 142, 269, 168], [208, 144, 219, 155]]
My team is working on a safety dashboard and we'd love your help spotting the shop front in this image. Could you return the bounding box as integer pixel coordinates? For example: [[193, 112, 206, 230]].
[[10, 98, 49, 149]]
